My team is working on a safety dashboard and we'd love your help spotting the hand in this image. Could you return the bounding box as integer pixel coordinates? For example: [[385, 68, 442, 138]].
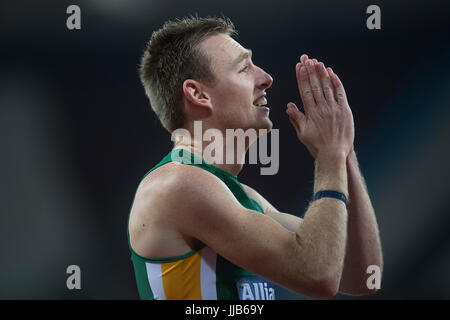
[[286, 54, 355, 159]]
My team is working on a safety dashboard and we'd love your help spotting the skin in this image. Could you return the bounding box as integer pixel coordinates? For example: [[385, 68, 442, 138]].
[[178, 34, 274, 174], [129, 33, 383, 298]]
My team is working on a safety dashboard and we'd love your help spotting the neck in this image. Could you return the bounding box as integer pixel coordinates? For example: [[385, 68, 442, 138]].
[[172, 128, 251, 177]]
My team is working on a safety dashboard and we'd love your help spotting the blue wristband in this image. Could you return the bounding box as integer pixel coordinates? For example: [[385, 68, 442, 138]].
[[314, 190, 348, 205]]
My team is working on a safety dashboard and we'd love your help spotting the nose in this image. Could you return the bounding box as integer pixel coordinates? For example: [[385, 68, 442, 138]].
[[256, 66, 273, 90]]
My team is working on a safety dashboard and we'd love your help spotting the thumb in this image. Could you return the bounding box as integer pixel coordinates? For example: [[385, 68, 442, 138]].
[[286, 102, 305, 132]]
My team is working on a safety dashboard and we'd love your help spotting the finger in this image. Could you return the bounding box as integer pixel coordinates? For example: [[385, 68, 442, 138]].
[[286, 102, 304, 133], [296, 62, 308, 110], [288, 115, 301, 135], [327, 67, 348, 106], [305, 59, 326, 105], [296, 61, 315, 113], [296, 63, 304, 103], [286, 103, 300, 129], [300, 54, 308, 65], [287, 102, 305, 122], [317, 62, 336, 104]]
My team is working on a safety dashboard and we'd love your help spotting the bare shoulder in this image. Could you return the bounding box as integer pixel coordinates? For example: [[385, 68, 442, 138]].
[[128, 162, 237, 258], [128, 162, 229, 258], [137, 162, 229, 205]]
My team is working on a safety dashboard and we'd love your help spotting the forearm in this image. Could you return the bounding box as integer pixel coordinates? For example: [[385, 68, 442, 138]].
[[339, 150, 383, 294], [295, 151, 349, 287], [314, 150, 349, 198]]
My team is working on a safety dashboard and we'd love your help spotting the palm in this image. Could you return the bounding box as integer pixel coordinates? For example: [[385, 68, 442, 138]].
[[286, 55, 354, 159]]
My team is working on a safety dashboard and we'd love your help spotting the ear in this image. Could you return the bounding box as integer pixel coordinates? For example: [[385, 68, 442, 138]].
[[182, 79, 213, 115]]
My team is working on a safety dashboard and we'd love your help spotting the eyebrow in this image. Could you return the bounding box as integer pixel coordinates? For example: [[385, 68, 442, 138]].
[[233, 49, 253, 65]]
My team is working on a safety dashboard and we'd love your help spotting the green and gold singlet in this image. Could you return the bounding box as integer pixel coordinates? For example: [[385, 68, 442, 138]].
[[127, 149, 276, 300]]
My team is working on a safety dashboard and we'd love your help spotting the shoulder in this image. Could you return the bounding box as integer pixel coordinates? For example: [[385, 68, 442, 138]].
[[134, 162, 239, 223], [139, 162, 230, 202], [129, 162, 226, 257]]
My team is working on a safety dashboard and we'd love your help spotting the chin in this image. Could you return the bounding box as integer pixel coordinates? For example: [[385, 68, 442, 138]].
[[231, 113, 272, 132], [255, 118, 273, 133], [241, 121, 272, 133]]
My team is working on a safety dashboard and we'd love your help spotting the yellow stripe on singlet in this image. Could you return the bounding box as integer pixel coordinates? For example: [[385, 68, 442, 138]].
[[161, 250, 202, 299]]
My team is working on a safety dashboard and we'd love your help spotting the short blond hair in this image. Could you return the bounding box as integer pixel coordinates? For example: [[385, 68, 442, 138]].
[[139, 15, 236, 132]]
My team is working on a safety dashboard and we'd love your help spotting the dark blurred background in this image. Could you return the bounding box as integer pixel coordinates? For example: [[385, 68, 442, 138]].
[[1, 0, 449, 299]]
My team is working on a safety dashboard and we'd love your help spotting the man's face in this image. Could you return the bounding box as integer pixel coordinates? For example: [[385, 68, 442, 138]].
[[199, 33, 273, 132]]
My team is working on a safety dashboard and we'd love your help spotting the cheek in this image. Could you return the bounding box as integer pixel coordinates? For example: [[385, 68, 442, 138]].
[[215, 81, 251, 108], [229, 79, 253, 104]]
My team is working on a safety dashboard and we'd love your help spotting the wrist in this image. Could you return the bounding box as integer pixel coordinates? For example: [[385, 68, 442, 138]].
[[347, 148, 356, 161], [314, 151, 348, 196], [314, 190, 348, 205], [316, 149, 347, 167], [346, 149, 359, 171]]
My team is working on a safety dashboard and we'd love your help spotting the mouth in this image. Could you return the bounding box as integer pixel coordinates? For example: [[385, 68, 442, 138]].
[[253, 95, 268, 108]]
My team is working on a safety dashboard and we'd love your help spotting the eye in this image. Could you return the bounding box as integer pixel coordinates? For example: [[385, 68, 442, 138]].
[[239, 65, 249, 73]]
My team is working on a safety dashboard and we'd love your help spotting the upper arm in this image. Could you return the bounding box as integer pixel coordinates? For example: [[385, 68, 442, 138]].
[[241, 183, 303, 233], [162, 166, 324, 297]]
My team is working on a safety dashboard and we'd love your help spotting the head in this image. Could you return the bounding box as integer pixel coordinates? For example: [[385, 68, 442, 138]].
[[139, 15, 273, 134]]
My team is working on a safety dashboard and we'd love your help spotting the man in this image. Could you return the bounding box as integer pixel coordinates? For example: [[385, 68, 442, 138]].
[[127, 16, 383, 300]]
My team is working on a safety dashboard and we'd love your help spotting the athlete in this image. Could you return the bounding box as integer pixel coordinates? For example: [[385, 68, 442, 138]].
[[127, 16, 383, 300]]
